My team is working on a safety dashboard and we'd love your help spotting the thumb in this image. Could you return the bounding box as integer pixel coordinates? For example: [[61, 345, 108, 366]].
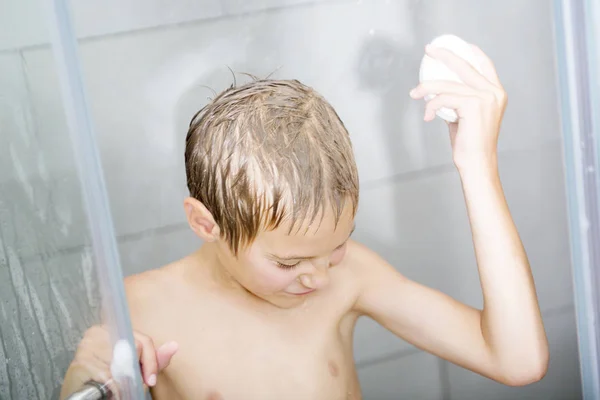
[[156, 341, 179, 371]]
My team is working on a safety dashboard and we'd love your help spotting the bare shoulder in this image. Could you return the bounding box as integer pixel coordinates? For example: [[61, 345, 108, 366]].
[[124, 264, 178, 307], [343, 239, 409, 313], [344, 239, 403, 280], [123, 259, 189, 336]]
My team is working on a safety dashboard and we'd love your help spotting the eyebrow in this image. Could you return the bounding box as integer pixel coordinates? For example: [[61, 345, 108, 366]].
[[270, 224, 356, 261]]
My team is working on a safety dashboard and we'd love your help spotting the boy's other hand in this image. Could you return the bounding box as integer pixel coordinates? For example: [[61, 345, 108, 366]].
[[60, 325, 178, 399], [410, 44, 507, 172]]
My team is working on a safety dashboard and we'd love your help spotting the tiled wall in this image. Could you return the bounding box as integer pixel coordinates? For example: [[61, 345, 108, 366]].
[[0, 0, 581, 398]]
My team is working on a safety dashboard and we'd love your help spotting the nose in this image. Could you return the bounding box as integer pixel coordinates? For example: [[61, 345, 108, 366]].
[[299, 271, 330, 290], [299, 258, 331, 290]]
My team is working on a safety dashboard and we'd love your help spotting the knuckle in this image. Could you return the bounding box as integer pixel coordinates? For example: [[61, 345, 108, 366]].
[[431, 94, 446, 104], [490, 87, 507, 103], [143, 336, 155, 348], [135, 335, 155, 353], [425, 101, 439, 112], [497, 89, 508, 105], [482, 91, 496, 104]]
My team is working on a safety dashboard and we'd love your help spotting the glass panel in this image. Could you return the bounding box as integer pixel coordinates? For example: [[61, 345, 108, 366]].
[[553, 0, 600, 398], [0, 9, 96, 400], [0, 0, 143, 398]]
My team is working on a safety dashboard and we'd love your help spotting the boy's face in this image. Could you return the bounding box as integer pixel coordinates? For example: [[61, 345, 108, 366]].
[[216, 204, 355, 308]]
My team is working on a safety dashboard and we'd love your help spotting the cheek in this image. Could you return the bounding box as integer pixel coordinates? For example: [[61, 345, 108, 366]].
[[330, 246, 347, 266], [245, 251, 297, 291]]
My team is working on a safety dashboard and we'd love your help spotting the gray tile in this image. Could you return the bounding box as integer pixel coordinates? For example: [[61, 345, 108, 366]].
[[0, 0, 224, 51], [71, 0, 223, 39], [0, 0, 47, 51], [118, 226, 201, 276]]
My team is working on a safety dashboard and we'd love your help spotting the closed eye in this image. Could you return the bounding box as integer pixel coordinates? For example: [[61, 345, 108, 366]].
[[276, 261, 300, 270]]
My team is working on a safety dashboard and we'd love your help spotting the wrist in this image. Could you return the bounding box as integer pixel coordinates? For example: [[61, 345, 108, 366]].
[[456, 157, 506, 211], [456, 161, 501, 191], [454, 153, 499, 177]]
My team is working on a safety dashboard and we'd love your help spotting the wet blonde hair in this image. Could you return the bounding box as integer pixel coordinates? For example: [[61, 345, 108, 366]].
[[185, 79, 359, 254]]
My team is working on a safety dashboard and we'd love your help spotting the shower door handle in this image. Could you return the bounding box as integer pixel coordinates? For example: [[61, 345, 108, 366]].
[[65, 380, 113, 400]]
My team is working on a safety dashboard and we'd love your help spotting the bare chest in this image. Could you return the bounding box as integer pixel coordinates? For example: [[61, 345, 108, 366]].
[[151, 297, 361, 400]]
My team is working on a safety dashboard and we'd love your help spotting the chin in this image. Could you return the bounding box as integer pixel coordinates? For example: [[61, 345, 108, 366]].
[[260, 293, 307, 309]]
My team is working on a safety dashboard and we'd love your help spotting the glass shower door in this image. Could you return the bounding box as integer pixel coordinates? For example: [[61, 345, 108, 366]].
[[554, 0, 600, 398], [0, 0, 144, 398]]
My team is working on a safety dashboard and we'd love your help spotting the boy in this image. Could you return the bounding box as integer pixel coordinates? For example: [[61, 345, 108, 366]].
[[61, 44, 548, 400]]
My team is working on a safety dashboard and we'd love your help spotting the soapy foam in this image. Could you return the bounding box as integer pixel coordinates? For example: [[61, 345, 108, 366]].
[[110, 339, 136, 381]]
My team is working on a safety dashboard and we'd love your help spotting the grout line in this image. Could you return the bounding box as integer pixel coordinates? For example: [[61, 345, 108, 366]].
[[220, 0, 348, 19], [355, 302, 576, 370], [360, 137, 563, 191], [18, 221, 190, 264], [361, 162, 456, 191], [117, 221, 189, 244], [543, 302, 575, 317]]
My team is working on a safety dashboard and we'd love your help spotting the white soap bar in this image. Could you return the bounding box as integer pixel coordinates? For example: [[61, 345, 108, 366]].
[[419, 34, 482, 123]]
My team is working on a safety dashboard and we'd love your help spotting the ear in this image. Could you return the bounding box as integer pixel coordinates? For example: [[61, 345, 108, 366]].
[[183, 197, 221, 242]]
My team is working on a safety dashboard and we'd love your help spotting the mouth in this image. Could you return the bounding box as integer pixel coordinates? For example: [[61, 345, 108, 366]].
[[288, 289, 315, 296]]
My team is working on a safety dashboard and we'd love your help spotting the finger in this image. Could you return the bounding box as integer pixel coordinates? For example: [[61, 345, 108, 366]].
[[157, 341, 179, 371], [470, 44, 501, 86], [135, 334, 158, 387], [410, 80, 477, 99], [425, 45, 490, 89], [423, 94, 470, 121]]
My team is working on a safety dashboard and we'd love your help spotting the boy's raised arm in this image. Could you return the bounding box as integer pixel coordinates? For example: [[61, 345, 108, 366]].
[[352, 43, 548, 386]]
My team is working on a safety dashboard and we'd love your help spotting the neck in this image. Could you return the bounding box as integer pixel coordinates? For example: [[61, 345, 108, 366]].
[[191, 242, 242, 290]]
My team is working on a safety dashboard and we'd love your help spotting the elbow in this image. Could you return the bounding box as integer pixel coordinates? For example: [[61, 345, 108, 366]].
[[497, 353, 550, 387], [500, 366, 548, 387]]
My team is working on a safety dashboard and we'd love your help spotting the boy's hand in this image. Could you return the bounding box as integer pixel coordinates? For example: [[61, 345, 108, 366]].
[[410, 44, 507, 171], [60, 325, 178, 399]]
